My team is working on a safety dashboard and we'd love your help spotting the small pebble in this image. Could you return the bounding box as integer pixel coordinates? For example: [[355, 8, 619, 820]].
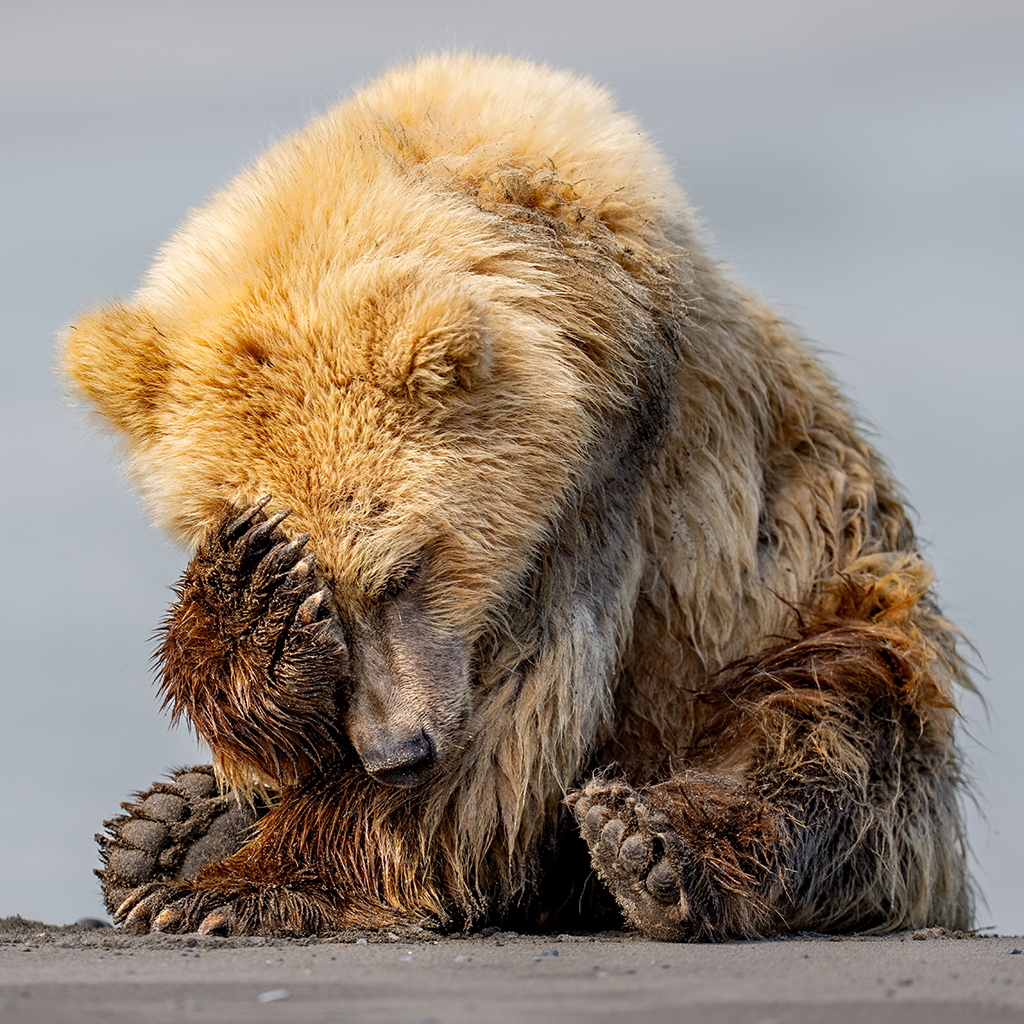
[[1002, 948, 1022, 955], [355, 937, 368, 945], [454, 954, 471, 963], [257, 989, 290, 1002]]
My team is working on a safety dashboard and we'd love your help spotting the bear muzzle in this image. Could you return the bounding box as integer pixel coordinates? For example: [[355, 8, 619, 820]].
[[357, 726, 436, 787], [342, 569, 472, 788]]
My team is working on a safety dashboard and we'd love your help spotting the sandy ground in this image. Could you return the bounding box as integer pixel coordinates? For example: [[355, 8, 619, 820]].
[[1, 918, 1022, 1023]]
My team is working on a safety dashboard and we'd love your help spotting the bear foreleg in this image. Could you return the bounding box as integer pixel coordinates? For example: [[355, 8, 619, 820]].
[[111, 762, 447, 936], [571, 604, 970, 939]]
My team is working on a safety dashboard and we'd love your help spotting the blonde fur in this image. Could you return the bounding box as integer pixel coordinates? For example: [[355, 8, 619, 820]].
[[67, 54, 972, 938]]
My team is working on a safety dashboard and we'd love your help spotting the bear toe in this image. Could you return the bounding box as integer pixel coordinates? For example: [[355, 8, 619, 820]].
[[645, 856, 681, 902], [598, 816, 625, 857], [618, 832, 653, 874], [580, 803, 610, 842]]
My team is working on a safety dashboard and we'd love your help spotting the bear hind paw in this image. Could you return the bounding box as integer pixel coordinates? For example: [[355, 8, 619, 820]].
[[97, 765, 262, 918], [569, 782, 701, 940]]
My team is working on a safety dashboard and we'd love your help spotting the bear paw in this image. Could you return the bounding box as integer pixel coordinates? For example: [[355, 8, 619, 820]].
[[568, 780, 697, 940], [191, 496, 350, 687], [158, 499, 349, 780], [97, 765, 264, 918]]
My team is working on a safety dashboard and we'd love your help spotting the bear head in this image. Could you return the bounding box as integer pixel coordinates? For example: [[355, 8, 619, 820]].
[[62, 166, 603, 788]]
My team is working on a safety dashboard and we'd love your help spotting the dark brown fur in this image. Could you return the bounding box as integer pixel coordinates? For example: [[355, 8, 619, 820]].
[[158, 498, 348, 787]]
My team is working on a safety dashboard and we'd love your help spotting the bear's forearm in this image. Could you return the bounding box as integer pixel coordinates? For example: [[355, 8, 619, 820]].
[[113, 762, 450, 935]]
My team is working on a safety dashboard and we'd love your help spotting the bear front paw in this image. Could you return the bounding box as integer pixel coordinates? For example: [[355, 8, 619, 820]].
[[568, 781, 696, 940], [158, 499, 350, 781], [197, 496, 349, 686]]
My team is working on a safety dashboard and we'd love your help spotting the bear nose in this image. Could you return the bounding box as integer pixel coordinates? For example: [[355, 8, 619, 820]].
[[360, 729, 434, 787]]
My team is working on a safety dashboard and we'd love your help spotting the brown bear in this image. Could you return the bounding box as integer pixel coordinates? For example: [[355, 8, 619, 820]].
[[62, 53, 974, 940]]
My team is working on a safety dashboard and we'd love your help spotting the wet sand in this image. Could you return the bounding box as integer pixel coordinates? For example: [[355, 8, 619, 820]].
[[1, 917, 1022, 1023]]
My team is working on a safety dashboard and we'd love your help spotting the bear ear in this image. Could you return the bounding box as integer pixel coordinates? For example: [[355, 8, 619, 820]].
[[61, 302, 169, 441], [359, 277, 493, 398]]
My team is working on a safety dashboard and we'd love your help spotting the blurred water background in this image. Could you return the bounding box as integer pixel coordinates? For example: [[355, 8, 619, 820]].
[[2, 0, 1021, 931]]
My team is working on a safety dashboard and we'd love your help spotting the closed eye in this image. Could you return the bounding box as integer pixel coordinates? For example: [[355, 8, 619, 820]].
[[379, 557, 422, 601]]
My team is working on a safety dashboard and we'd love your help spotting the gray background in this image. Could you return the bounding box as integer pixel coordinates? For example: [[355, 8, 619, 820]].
[[2, 0, 1021, 932]]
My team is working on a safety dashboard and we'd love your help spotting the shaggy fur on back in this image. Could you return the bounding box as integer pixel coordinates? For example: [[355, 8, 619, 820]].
[[65, 54, 973, 939]]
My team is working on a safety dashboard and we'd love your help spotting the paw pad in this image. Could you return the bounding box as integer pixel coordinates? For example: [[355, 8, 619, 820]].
[[618, 833, 653, 874], [97, 765, 265, 917], [568, 781, 689, 937], [645, 858, 680, 901]]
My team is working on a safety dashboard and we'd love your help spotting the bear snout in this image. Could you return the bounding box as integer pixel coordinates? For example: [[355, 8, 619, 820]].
[[358, 727, 436, 787]]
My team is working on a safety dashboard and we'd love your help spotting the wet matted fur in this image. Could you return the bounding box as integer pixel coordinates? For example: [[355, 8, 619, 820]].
[[65, 53, 973, 938]]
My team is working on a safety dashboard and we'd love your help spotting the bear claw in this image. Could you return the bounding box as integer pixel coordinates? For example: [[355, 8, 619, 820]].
[[247, 508, 292, 549], [297, 590, 328, 624], [225, 494, 273, 540], [197, 909, 236, 935], [114, 882, 254, 936]]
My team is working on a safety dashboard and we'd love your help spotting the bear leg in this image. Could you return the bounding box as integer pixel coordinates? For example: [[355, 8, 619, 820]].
[[570, 576, 971, 940], [110, 762, 442, 936], [97, 765, 266, 918]]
